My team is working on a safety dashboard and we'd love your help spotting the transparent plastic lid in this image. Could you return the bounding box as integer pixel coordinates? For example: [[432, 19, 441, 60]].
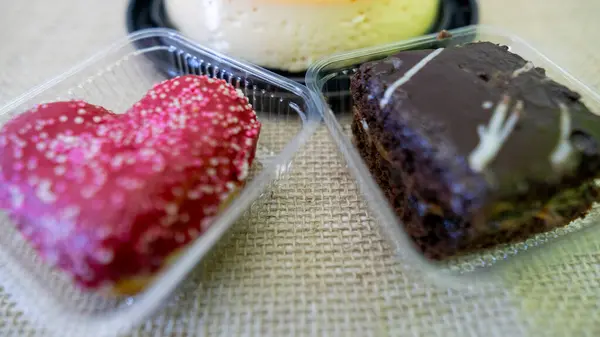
[[306, 25, 600, 289], [0, 28, 320, 337]]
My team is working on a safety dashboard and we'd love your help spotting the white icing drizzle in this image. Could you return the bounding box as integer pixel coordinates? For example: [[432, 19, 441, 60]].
[[482, 101, 493, 109], [550, 103, 574, 166], [468, 96, 522, 172], [511, 61, 534, 78], [379, 48, 444, 108], [361, 118, 369, 130]]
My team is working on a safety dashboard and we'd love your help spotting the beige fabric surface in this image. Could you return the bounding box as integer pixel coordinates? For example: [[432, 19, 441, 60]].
[[1, 0, 600, 336]]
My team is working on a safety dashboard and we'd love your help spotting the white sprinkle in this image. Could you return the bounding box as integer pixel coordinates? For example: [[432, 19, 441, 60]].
[[245, 138, 254, 146], [482, 101, 494, 109], [26, 158, 38, 170], [94, 248, 114, 264], [188, 228, 200, 239], [36, 143, 46, 151], [80, 186, 96, 199], [60, 206, 80, 220], [116, 177, 144, 190], [111, 155, 124, 168], [59, 135, 77, 145], [59, 115, 68, 122], [160, 215, 178, 227], [165, 203, 179, 215], [468, 96, 522, 172], [27, 175, 39, 186], [36, 180, 57, 204], [205, 206, 219, 215], [512, 62, 535, 78], [380, 48, 444, 108], [226, 182, 237, 191], [55, 155, 67, 163], [175, 233, 186, 243], [361, 119, 369, 130], [96, 227, 112, 239], [54, 166, 66, 176], [238, 161, 249, 180], [209, 158, 219, 166], [207, 168, 217, 176], [188, 190, 201, 200], [139, 148, 156, 158], [200, 217, 214, 231], [74, 117, 84, 124], [550, 103, 575, 166], [77, 109, 86, 115], [9, 186, 24, 209], [200, 185, 214, 194]]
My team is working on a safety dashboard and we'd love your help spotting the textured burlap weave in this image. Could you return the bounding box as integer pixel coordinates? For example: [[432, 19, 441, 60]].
[[1, 0, 600, 336]]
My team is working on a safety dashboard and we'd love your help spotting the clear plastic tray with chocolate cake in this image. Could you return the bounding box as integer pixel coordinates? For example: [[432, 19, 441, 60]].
[[306, 25, 600, 288]]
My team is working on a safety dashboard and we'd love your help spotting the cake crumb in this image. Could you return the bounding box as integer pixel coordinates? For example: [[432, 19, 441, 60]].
[[437, 30, 453, 40]]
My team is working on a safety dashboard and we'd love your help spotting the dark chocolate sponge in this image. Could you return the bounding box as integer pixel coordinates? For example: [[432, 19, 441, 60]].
[[351, 42, 600, 259]]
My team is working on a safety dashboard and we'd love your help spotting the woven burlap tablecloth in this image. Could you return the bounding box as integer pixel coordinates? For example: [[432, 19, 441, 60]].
[[1, 1, 600, 336]]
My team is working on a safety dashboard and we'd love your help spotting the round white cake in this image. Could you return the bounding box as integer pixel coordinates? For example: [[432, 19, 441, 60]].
[[165, 0, 440, 72]]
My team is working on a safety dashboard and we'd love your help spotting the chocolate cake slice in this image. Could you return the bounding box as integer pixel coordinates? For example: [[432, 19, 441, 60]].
[[351, 42, 600, 259]]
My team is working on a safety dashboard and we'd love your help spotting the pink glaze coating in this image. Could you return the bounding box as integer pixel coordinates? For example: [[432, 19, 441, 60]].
[[0, 75, 261, 290]]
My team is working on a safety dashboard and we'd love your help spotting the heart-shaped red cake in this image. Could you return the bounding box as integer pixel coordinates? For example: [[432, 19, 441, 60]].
[[0, 75, 261, 295]]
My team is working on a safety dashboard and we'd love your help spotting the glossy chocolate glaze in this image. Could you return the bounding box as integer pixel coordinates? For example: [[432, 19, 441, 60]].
[[351, 42, 600, 257], [352, 42, 600, 217]]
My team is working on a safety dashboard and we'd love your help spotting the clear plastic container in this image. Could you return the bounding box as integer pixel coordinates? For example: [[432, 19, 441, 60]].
[[306, 25, 600, 289], [0, 28, 320, 337]]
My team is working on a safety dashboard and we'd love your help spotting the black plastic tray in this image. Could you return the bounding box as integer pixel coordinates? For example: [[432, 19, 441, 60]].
[[126, 0, 479, 84]]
